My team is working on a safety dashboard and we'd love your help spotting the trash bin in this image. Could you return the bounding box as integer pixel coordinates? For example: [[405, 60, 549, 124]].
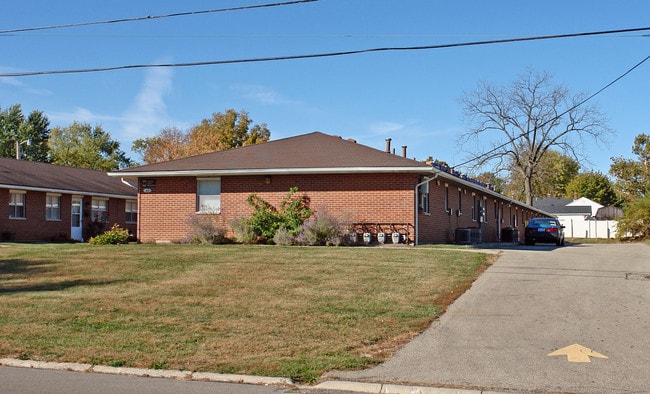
[[501, 227, 519, 243]]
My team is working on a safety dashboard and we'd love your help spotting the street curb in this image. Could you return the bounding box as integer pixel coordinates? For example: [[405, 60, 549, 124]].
[[311, 380, 499, 393], [0, 358, 293, 388], [0, 359, 504, 393]]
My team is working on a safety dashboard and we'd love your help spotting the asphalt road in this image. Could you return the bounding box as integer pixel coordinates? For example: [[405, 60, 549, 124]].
[[0, 365, 291, 394], [328, 243, 650, 393]]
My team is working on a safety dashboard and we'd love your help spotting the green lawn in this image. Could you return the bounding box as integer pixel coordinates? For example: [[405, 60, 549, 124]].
[[0, 243, 493, 383]]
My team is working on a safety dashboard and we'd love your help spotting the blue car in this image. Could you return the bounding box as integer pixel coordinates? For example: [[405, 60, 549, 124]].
[[524, 218, 565, 246]]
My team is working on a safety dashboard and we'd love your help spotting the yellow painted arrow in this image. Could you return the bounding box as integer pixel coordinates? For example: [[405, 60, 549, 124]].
[[548, 344, 608, 363]]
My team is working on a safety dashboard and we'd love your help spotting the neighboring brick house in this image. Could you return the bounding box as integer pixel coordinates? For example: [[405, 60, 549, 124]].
[[0, 158, 137, 242], [111, 132, 550, 244]]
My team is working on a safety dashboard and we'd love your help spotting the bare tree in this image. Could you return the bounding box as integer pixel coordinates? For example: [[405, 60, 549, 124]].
[[459, 69, 610, 205]]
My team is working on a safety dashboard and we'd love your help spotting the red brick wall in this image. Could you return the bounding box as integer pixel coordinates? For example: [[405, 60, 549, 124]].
[[137, 173, 421, 243], [137, 177, 197, 243], [83, 197, 137, 240], [135, 173, 542, 244], [0, 189, 136, 242], [419, 178, 537, 243]]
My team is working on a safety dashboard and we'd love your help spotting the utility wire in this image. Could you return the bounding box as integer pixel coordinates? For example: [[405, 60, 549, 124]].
[[452, 54, 650, 170], [0, 0, 319, 34], [2, 26, 649, 78]]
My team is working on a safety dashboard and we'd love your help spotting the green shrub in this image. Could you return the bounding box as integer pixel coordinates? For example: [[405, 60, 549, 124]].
[[88, 224, 130, 245], [617, 196, 650, 240], [245, 187, 313, 244]]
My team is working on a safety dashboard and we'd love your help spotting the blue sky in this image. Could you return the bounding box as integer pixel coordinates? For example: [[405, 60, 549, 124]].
[[1, 0, 649, 175]]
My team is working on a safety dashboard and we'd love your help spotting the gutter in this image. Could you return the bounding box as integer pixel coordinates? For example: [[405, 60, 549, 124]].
[[107, 166, 433, 178], [430, 168, 553, 217], [0, 183, 136, 200]]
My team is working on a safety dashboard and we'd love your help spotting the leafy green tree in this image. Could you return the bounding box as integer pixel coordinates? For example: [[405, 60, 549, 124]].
[[502, 150, 580, 201], [187, 109, 270, 155], [536, 151, 580, 197], [459, 70, 610, 205], [564, 171, 621, 207], [49, 122, 133, 171], [475, 172, 505, 194], [0, 104, 50, 161], [610, 133, 650, 201], [615, 196, 650, 240], [610, 134, 650, 240]]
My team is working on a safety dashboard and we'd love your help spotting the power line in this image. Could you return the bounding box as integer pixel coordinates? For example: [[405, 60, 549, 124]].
[[0, 0, 319, 34], [452, 55, 650, 170], [2, 26, 649, 78], [0, 33, 513, 39]]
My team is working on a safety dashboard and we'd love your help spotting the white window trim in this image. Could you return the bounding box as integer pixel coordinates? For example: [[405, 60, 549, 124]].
[[46, 193, 62, 221], [125, 200, 138, 224], [197, 177, 221, 214], [91, 197, 109, 223], [419, 181, 430, 215], [471, 195, 477, 222], [9, 190, 26, 220]]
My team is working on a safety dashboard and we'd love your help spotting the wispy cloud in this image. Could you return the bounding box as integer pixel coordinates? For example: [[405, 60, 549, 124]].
[[121, 66, 173, 138], [367, 121, 407, 135], [0, 66, 52, 96], [231, 84, 299, 106], [49, 107, 122, 125], [366, 119, 451, 138]]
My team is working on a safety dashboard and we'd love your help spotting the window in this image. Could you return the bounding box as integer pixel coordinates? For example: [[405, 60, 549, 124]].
[[457, 189, 462, 216], [46, 194, 61, 220], [481, 199, 488, 223], [125, 200, 137, 223], [444, 185, 450, 215], [419, 181, 429, 214], [471, 194, 477, 221], [197, 178, 221, 213], [91, 198, 109, 223], [9, 190, 26, 219]]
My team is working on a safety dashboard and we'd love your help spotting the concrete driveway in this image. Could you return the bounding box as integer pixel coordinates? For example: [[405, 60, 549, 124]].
[[327, 243, 649, 393]]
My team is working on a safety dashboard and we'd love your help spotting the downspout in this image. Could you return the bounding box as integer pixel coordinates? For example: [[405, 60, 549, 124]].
[[414, 172, 439, 246]]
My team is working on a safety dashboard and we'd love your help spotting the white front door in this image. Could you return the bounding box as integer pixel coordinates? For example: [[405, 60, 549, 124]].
[[71, 197, 83, 241]]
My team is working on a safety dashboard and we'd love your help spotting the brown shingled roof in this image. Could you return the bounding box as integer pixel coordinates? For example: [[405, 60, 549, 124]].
[[115, 132, 431, 176], [0, 158, 136, 198]]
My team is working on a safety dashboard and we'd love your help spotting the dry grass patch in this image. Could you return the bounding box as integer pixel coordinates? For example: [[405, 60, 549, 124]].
[[0, 243, 491, 383]]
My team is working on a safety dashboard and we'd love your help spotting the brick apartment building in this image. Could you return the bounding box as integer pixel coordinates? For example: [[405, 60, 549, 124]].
[[0, 158, 137, 242], [111, 132, 550, 244]]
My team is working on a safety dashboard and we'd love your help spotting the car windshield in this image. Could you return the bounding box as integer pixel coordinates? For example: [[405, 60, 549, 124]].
[[528, 219, 559, 227]]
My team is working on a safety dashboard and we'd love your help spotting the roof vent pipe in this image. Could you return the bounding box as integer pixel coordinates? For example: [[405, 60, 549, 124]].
[[402, 146, 407, 158], [385, 138, 391, 153]]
